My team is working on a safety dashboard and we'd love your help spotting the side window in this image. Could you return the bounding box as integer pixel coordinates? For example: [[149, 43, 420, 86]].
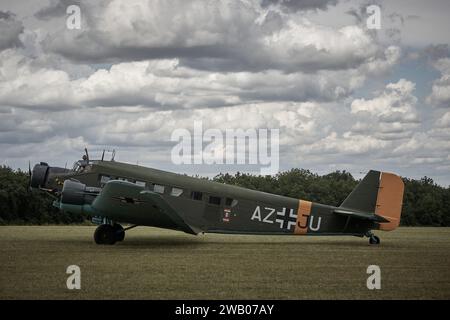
[[135, 180, 146, 187], [170, 187, 183, 197], [208, 196, 221, 205], [225, 198, 238, 207], [154, 184, 165, 194], [191, 191, 203, 201]]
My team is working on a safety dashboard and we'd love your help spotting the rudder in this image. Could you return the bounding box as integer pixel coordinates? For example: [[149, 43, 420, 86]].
[[339, 170, 405, 231], [375, 172, 404, 231]]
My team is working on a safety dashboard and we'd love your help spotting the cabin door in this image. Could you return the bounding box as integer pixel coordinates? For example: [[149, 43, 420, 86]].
[[204, 203, 222, 226]]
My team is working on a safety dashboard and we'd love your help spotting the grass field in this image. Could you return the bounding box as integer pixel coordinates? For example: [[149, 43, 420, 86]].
[[0, 226, 449, 299]]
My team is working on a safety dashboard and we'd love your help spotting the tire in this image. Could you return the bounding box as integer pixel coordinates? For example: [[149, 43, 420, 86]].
[[94, 224, 116, 245], [113, 223, 125, 242], [369, 235, 380, 245]]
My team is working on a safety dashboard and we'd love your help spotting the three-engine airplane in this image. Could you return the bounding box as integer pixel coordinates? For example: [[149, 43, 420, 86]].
[[30, 150, 404, 245]]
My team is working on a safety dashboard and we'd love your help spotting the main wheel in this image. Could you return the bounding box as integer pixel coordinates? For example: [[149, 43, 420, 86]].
[[94, 224, 116, 245], [113, 223, 125, 242], [369, 235, 380, 245]]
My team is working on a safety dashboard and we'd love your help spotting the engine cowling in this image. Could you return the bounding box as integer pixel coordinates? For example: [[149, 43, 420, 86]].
[[30, 162, 71, 192], [59, 180, 101, 214], [30, 163, 49, 189]]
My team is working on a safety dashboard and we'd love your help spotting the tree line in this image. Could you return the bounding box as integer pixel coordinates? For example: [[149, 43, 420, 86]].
[[0, 166, 449, 226]]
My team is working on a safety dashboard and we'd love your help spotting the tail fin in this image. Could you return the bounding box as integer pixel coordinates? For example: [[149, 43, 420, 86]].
[[340, 170, 405, 231]]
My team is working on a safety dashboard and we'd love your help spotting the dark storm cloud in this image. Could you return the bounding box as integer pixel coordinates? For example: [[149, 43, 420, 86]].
[[38, 1, 262, 67], [43, 29, 376, 73], [0, 11, 13, 19], [260, 0, 338, 11], [35, 0, 83, 20], [180, 49, 371, 73], [346, 1, 382, 24], [0, 11, 24, 50], [34, 0, 378, 73], [424, 44, 449, 61], [45, 39, 237, 65]]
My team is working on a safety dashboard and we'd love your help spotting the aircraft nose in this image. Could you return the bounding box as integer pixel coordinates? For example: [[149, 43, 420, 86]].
[[30, 162, 50, 189]]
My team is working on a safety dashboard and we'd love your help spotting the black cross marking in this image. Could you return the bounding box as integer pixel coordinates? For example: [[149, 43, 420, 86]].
[[111, 196, 147, 204], [276, 208, 297, 230]]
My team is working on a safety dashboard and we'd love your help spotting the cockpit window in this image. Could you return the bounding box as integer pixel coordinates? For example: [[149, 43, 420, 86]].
[[100, 175, 111, 185], [72, 161, 80, 172], [72, 160, 90, 173], [170, 187, 183, 197]]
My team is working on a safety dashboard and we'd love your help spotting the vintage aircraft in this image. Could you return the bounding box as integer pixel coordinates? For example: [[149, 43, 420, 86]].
[[30, 150, 404, 245]]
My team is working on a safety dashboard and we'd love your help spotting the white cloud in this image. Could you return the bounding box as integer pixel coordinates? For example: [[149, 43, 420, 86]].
[[0, 51, 374, 110], [260, 19, 378, 71], [0, 49, 78, 109], [427, 58, 450, 108], [436, 111, 450, 127], [350, 79, 420, 140], [361, 46, 402, 76], [302, 131, 390, 155]]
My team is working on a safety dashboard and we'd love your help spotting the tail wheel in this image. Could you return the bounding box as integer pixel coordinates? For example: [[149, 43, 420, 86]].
[[113, 223, 125, 242], [94, 224, 116, 245], [369, 235, 380, 245]]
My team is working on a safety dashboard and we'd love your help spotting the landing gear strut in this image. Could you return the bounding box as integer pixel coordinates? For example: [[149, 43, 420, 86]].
[[366, 231, 380, 245], [94, 223, 138, 245], [113, 223, 125, 242]]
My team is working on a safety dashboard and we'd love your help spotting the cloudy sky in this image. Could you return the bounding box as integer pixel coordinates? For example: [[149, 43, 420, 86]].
[[1, 0, 450, 185]]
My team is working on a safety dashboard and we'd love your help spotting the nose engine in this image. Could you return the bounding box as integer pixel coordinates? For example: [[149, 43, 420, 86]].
[[30, 162, 71, 192], [30, 162, 50, 189]]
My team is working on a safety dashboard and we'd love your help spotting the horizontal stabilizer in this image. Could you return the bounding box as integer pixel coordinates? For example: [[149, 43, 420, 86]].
[[333, 209, 389, 223]]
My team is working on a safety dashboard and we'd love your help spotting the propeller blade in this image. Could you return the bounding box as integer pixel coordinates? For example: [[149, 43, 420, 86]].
[[28, 161, 32, 192]]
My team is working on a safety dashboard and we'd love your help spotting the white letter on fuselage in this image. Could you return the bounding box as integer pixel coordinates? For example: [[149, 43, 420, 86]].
[[251, 206, 262, 221]]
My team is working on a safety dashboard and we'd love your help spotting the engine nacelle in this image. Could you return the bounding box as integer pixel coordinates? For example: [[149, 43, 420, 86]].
[[59, 180, 101, 215]]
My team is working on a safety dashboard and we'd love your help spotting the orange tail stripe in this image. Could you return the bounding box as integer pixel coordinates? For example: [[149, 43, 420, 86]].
[[294, 200, 312, 235], [376, 172, 404, 231]]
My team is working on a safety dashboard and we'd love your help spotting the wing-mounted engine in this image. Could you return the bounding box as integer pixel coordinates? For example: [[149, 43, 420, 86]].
[[56, 180, 101, 215]]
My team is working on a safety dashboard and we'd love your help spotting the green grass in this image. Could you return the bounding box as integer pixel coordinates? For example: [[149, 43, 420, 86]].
[[0, 226, 449, 299]]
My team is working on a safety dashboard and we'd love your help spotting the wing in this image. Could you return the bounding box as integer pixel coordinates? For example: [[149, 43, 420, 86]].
[[91, 180, 200, 235], [333, 208, 389, 222]]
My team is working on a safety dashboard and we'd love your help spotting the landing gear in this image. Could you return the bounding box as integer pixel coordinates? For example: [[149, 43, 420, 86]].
[[369, 235, 380, 245], [113, 223, 125, 242], [94, 224, 117, 245], [366, 231, 380, 245], [94, 223, 137, 245]]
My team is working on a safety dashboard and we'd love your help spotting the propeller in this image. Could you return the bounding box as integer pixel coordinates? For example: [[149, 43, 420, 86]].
[[28, 161, 32, 192]]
